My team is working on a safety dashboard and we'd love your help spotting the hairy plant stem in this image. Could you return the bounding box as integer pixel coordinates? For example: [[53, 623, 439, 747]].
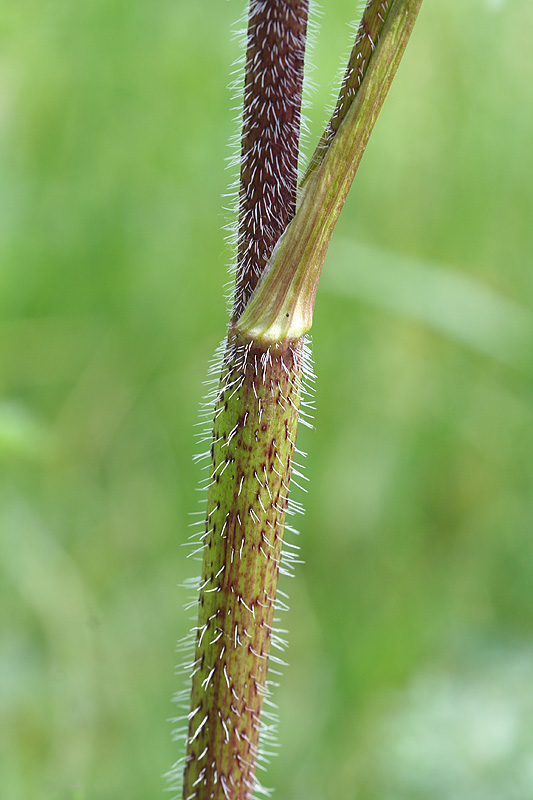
[[182, 336, 304, 800], [179, 2, 423, 798], [181, 3, 308, 799], [234, 0, 309, 319]]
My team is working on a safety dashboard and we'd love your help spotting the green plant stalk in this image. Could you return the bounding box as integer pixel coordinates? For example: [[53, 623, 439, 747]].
[[182, 336, 304, 800], [180, 2, 423, 798]]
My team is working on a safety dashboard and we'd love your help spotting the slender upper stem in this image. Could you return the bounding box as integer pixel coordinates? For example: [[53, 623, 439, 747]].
[[233, 0, 309, 319]]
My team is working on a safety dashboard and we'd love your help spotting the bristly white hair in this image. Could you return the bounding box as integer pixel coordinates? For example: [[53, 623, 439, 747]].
[[167, 333, 315, 800]]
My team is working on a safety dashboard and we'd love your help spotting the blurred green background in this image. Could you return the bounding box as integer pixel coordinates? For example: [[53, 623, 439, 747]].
[[2, 1, 533, 798]]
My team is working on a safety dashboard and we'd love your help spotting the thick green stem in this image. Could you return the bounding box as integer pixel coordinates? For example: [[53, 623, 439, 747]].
[[182, 336, 304, 800]]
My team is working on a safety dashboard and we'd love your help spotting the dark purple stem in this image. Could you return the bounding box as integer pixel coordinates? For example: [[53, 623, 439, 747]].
[[233, 0, 309, 320]]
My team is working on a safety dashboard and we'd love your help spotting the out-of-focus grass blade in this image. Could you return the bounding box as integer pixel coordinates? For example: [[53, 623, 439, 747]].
[[325, 238, 533, 369], [0, 403, 50, 459]]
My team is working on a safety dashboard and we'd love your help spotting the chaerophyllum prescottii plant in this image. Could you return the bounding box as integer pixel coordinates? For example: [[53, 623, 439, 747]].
[[169, 2, 424, 799]]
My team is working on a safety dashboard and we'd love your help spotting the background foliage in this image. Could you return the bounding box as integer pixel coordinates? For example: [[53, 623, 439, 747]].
[[2, 1, 532, 798]]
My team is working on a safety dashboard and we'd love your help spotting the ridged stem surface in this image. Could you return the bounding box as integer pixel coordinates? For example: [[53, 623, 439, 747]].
[[182, 336, 304, 800]]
